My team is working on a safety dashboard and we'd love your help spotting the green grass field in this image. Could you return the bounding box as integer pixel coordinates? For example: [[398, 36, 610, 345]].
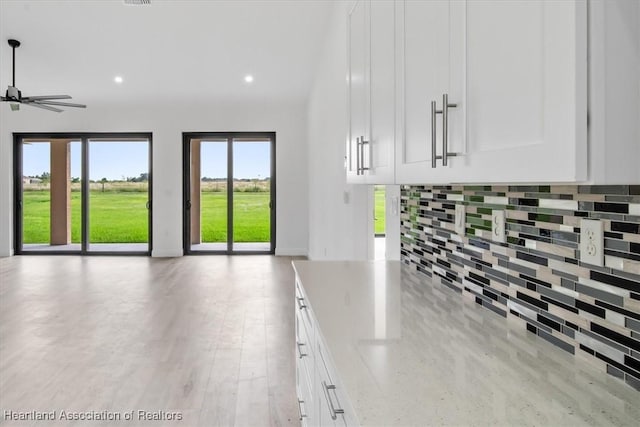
[[23, 188, 385, 243], [375, 187, 385, 235], [22, 191, 271, 244]]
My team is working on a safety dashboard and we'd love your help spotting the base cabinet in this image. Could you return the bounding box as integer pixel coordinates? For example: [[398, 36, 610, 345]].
[[295, 277, 358, 427]]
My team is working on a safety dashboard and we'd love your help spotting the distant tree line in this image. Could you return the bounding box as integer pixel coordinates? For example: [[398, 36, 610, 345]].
[[202, 177, 270, 182]]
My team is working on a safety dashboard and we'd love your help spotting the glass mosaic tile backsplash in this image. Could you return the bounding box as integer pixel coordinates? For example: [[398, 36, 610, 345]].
[[400, 185, 640, 391]]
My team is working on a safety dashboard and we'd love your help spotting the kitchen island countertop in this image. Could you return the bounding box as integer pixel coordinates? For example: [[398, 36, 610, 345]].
[[292, 260, 640, 426]]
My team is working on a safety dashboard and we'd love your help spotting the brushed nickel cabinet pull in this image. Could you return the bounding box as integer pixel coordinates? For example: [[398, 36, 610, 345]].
[[360, 135, 369, 173], [322, 380, 345, 420], [356, 136, 361, 175], [297, 399, 307, 420], [431, 100, 438, 168], [296, 341, 307, 359], [441, 93, 458, 166]]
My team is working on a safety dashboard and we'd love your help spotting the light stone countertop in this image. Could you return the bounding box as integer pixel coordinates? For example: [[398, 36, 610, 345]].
[[292, 260, 640, 427]]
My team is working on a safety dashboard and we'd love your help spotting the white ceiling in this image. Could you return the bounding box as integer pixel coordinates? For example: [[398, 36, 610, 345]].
[[0, 0, 335, 107]]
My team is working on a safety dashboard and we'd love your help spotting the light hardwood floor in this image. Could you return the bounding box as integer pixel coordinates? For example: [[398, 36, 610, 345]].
[[0, 255, 298, 427]]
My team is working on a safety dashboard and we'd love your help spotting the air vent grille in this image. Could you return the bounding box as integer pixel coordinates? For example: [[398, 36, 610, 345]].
[[124, 0, 151, 5]]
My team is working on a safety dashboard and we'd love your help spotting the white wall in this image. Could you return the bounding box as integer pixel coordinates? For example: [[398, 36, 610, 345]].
[[306, 1, 370, 260], [0, 100, 308, 257]]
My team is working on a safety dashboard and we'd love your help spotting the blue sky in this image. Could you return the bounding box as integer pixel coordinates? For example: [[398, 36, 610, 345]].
[[22, 140, 270, 180]]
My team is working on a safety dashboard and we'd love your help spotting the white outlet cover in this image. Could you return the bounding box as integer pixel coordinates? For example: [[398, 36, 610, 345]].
[[454, 204, 466, 235], [580, 219, 604, 267], [492, 210, 506, 243]]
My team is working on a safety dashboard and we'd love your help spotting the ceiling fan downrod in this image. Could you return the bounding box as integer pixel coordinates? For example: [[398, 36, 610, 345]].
[[8, 39, 20, 87]]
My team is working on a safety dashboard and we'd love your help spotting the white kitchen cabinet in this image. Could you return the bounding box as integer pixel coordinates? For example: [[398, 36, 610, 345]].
[[294, 275, 358, 427], [458, 0, 588, 183], [346, 0, 368, 183], [315, 341, 352, 427], [349, 0, 635, 185], [296, 280, 316, 425], [395, 0, 587, 184], [347, 0, 395, 184], [588, 0, 640, 184], [394, 0, 465, 184]]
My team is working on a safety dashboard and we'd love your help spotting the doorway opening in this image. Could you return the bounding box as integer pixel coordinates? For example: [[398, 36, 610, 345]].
[[183, 132, 275, 254], [370, 184, 400, 261], [14, 133, 152, 255], [374, 185, 386, 260]]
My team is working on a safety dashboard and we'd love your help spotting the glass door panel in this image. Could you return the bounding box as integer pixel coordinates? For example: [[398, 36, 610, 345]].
[[87, 139, 149, 253], [191, 139, 228, 251], [20, 139, 82, 252], [232, 139, 271, 252]]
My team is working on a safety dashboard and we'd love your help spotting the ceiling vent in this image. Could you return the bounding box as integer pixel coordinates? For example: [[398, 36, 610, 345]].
[[124, 0, 151, 5]]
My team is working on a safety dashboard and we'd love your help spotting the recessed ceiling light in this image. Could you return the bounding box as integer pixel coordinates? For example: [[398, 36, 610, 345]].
[[114, 76, 123, 84], [244, 75, 254, 83]]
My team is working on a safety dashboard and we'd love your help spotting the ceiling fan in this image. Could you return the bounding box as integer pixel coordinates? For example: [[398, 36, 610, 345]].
[[1, 39, 86, 113]]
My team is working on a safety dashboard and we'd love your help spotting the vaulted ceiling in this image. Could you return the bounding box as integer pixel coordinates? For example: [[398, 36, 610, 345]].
[[0, 0, 334, 108]]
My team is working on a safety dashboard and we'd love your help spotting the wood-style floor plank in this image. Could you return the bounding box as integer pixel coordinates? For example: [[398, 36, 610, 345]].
[[0, 255, 298, 427]]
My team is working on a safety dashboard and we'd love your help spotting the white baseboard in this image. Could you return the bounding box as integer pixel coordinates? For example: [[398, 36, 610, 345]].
[[275, 247, 308, 257], [0, 249, 14, 257], [152, 249, 183, 258]]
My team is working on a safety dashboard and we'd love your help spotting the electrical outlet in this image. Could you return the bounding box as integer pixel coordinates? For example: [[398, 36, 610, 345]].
[[580, 219, 603, 266], [492, 210, 506, 243], [454, 204, 466, 235]]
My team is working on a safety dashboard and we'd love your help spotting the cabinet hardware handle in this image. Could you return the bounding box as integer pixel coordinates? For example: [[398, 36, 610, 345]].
[[441, 93, 458, 166], [296, 341, 307, 359], [356, 136, 361, 175], [297, 399, 307, 420], [431, 100, 438, 168], [297, 297, 307, 310], [322, 381, 345, 420], [360, 135, 369, 173]]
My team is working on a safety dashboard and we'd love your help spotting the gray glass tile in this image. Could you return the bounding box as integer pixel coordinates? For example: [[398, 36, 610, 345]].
[[538, 286, 575, 306], [627, 318, 640, 334], [578, 185, 629, 195], [538, 330, 575, 354], [625, 374, 640, 391], [607, 365, 625, 379], [575, 284, 624, 306], [605, 195, 640, 203], [562, 325, 576, 339], [604, 239, 630, 252]]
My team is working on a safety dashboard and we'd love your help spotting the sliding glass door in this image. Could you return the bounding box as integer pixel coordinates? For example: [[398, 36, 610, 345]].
[[183, 132, 275, 254], [14, 133, 152, 255]]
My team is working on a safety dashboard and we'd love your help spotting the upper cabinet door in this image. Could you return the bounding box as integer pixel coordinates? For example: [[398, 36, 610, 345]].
[[347, 0, 369, 183], [366, 0, 395, 184], [459, 0, 587, 183], [395, 0, 463, 184]]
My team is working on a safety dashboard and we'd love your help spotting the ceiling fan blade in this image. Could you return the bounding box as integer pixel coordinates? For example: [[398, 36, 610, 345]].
[[22, 95, 72, 101], [24, 102, 63, 113], [34, 100, 86, 108]]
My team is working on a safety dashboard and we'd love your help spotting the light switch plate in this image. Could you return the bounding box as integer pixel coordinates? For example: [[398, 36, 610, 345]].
[[580, 219, 604, 267], [454, 204, 466, 235], [492, 210, 506, 243]]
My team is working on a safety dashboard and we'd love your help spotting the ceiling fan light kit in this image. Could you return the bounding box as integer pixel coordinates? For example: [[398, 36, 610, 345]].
[[2, 39, 87, 113]]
